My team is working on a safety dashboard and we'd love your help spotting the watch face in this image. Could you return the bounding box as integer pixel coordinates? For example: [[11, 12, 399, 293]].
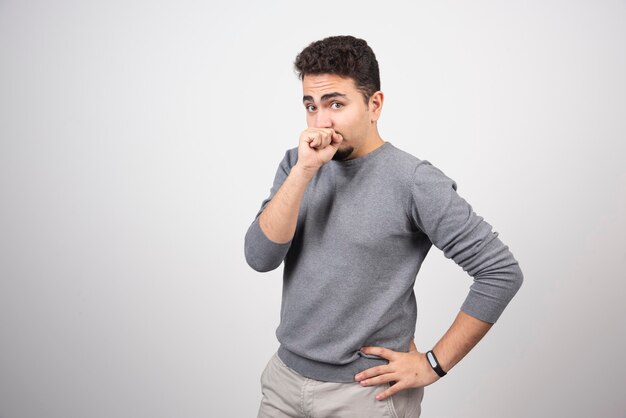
[[427, 351, 437, 368]]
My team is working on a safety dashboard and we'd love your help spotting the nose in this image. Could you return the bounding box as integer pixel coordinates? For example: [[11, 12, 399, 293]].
[[312, 109, 332, 128]]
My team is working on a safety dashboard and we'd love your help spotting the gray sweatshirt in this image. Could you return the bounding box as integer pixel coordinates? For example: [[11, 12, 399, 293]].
[[245, 142, 523, 383]]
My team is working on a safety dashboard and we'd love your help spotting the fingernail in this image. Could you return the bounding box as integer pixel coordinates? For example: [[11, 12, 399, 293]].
[[355, 374, 362, 380]]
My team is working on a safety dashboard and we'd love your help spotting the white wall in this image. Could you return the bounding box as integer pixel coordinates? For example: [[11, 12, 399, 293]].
[[1, 1, 624, 417]]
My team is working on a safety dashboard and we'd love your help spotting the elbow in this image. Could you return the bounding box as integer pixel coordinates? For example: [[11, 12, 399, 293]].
[[244, 241, 282, 273], [511, 263, 524, 295], [244, 218, 289, 273], [246, 257, 280, 273]]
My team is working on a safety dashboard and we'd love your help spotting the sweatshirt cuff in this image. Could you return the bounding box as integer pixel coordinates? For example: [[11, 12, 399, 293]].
[[460, 292, 508, 324], [460, 262, 524, 324]]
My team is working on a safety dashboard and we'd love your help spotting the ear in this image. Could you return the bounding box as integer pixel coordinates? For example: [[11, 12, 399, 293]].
[[368, 91, 384, 123]]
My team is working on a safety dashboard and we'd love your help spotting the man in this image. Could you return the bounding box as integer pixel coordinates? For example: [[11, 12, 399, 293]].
[[245, 35, 523, 417]]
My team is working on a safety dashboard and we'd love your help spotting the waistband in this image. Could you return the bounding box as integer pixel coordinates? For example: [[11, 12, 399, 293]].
[[277, 345, 388, 383]]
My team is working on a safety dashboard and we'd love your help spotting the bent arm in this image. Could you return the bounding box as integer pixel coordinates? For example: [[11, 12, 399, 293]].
[[258, 164, 315, 244], [410, 161, 524, 323], [244, 154, 327, 272], [245, 128, 342, 272], [244, 163, 314, 272], [408, 160, 523, 375], [356, 162, 523, 399], [244, 149, 303, 272]]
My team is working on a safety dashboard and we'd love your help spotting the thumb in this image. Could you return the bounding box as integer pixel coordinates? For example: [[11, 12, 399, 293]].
[[319, 142, 339, 161], [409, 339, 417, 352]]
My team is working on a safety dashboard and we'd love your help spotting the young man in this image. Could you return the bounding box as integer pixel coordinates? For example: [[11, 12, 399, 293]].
[[245, 35, 523, 417]]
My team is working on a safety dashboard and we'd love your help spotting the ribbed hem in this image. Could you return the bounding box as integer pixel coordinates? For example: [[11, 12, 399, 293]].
[[277, 345, 388, 383]]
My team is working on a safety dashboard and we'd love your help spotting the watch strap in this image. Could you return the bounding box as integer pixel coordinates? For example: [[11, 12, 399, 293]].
[[426, 350, 447, 377]]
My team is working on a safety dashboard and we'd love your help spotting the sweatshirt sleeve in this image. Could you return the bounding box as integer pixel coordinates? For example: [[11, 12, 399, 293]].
[[409, 161, 523, 323], [244, 149, 297, 272]]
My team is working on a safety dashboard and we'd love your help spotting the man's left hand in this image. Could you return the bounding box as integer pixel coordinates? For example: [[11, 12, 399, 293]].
[[354, 340, 440, 401]]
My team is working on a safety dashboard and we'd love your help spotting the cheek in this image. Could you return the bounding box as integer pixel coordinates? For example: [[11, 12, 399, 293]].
[[344, 114, 368, 135], [336, 113, 358, 131]]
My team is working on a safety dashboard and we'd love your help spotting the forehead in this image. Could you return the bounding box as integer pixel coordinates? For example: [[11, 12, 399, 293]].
[[302, 74, 359, 99]]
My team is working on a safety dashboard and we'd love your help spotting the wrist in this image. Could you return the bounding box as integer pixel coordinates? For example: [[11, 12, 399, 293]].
[[292, 162, 318, 180], [426, 349, 447, 378]]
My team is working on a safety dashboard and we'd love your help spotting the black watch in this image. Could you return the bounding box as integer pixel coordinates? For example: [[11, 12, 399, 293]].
[[426, 350, 447, 377]]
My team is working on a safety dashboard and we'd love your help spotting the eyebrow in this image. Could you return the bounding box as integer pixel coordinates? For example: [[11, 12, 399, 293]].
[[302, 92, 348, 103]]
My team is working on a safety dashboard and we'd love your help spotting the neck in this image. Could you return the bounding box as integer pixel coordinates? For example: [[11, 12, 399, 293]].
[[350, 130, 385, 159]]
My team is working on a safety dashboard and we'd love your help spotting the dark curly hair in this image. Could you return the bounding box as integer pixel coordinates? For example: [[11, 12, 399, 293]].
[[294, 35, 380, 103]]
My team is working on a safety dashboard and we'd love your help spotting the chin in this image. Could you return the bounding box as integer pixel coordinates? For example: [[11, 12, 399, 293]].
[[332, 146, 354, 161]]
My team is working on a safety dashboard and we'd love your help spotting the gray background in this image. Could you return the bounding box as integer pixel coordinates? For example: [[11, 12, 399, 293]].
[[1, 0, 625, 417]]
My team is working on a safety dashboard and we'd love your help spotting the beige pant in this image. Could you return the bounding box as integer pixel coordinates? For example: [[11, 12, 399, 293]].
[[257, 353, 423, 418]]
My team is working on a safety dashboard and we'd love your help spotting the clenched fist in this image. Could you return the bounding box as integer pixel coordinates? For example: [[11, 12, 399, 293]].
[[296, 128, 343, 173]]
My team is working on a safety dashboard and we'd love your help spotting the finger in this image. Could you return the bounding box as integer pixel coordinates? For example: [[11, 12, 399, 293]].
[[358, 372, 396, 387], [375, 381, 406, 401], [360, 346, 396, 360], [409, 340, 417, 352], [331, 132, 343, 144], [320, 127, 336, 137], [309, 134, 322, 148], [318, 133, 332, 149], [304, 134, 317, 147], [354, 365, 391, 382]]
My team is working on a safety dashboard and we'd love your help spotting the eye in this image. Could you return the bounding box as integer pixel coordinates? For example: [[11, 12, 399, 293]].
[[305, 104, 316, 112], [330, 102, 343, 109]]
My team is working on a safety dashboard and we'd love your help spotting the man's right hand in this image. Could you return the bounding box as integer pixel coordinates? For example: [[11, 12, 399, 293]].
[[296, 128, 343, 173]]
